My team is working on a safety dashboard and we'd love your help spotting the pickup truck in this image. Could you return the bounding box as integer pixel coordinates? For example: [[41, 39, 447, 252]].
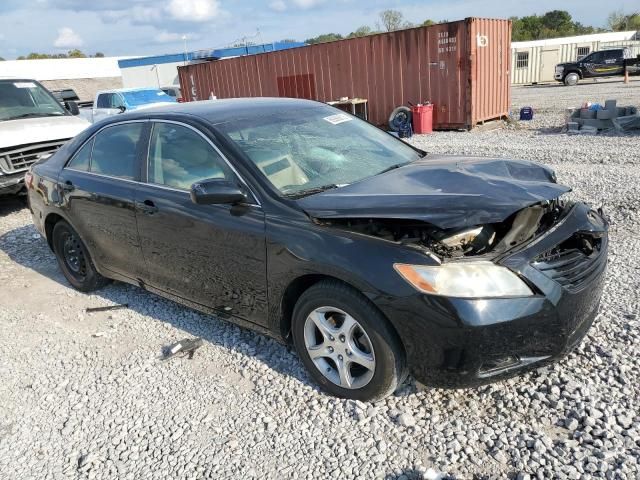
[[0, 78, 89, 196], [555, 47, 639, 86], [79, 87, 176, 123]]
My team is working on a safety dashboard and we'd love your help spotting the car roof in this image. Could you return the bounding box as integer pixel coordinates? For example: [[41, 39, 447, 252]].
[[99, 87, 166, 94], [117, 97, 325, 125]]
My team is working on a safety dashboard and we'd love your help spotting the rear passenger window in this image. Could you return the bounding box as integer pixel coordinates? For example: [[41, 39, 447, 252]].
[[91, 123, 143, 180], [67, 139, 93, 171], [147, 122, 232, 190]]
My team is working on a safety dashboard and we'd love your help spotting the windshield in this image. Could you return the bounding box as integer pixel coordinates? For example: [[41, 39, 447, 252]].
[[0, 80, 67, 122], [122, 89, 176, 108], [217, 105, 422, 196]]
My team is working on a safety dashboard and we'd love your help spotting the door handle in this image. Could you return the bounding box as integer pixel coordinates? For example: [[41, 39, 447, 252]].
[[137, 199, 158, 215]]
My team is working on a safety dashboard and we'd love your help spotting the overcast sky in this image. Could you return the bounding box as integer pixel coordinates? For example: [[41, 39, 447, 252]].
[[0, 0, 638, 59]]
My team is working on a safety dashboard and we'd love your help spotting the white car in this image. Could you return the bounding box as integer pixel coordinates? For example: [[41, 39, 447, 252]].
[[0, 78, 89, 196], [79, 88, 177, 124]]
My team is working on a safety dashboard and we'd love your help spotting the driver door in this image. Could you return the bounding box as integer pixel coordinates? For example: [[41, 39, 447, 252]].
[[134, 120, 269, 325]]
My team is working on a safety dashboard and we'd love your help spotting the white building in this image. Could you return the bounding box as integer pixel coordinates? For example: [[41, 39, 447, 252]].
[[0, 57, 129, 101], [511, 30, 640, 84]]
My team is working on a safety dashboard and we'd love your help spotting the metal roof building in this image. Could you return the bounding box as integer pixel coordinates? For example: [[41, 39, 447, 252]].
[[511, 30, 640, 84], [118, 42, 306, 89]]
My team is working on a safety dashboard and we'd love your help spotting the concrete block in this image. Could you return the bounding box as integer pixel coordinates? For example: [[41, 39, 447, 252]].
[[605, 99, 617, 111], [597, 109, 615, 120], [580, 108, 596, 119]]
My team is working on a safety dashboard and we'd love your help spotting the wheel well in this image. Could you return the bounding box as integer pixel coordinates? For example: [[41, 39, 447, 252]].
[[44, 213, 64, 250], [279, 274, 329, 340], [278, 275, 405, 350]]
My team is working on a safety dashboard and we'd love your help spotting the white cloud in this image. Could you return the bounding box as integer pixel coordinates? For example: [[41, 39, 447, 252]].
[[290, 0, 325, 9], [154, 31, 184, 43], [269, 0, 287, 12], [53, 27, 84, 48], [166, 0, 220, 22]]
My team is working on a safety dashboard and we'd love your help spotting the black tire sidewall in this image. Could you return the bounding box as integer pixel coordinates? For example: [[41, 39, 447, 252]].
[[52, 221, 105, 292], [292, 281, 405, 401]]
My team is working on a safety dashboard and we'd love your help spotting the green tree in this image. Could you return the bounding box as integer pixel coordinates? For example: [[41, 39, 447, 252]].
[[94, 52, 105, 58], [511, 11, 600, 41], [67, 49, 86, 58], [305, 33, 343, 44], [347, 26, 374, 38], [422, 19, 435, 27]]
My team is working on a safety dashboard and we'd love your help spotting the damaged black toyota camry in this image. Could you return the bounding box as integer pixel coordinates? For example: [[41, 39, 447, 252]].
[[26, 98, 608, 401]]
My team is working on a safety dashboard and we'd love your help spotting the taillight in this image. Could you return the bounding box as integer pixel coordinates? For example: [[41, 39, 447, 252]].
[[24, 172, 34, 189]]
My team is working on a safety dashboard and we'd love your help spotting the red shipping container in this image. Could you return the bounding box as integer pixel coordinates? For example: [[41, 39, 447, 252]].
[[178, 18, 511, 130], [411, 104, 433, 134]]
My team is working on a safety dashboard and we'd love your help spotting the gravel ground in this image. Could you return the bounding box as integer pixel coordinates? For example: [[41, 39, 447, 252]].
[[0, 80, 639, 480]]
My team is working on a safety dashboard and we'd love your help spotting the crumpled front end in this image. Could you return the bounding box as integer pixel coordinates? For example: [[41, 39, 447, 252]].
[[373, 202, 609, 387]]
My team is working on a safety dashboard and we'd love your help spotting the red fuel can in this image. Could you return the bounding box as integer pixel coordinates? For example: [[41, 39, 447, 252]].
[[411, 104, 434, 134]]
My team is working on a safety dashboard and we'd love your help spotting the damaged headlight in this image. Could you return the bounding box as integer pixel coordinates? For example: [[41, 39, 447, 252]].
[[394, 262, 533, 298]]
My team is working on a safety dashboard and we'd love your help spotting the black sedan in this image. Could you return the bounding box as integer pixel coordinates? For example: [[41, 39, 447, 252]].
[[26, 98, 608, 401]]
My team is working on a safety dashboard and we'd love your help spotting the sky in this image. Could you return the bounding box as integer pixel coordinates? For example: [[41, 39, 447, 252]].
[[0, 0, 638, 59]]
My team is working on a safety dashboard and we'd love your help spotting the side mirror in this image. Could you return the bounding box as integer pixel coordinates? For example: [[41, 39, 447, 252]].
[[65, 101, 80, 115], [117, 105, 127, 113], [190, 179, 247, 205]]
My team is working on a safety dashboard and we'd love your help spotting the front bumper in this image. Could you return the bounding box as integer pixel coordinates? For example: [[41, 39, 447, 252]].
[[0, 172, 26, 196], [376, 202, 608, 388]]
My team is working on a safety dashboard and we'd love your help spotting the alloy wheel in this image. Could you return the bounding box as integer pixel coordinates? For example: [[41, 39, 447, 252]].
[[303, 306, 376, 389]]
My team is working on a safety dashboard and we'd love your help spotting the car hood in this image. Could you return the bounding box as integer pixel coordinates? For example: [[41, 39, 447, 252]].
[[0, 115, 89, 149], [298, 155, 571, 229]]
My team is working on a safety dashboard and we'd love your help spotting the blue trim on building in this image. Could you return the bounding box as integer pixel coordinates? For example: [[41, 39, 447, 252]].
[[118, 42, 306, 69]]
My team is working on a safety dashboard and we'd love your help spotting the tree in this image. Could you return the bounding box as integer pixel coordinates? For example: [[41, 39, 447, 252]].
[[422, 19, 436, 27], [511, 11, 600, 41], [0, 57, 5, 61], [347, 26, 374, 38], [378, 9, 405, 32], [608, 10, 640, 31], [305, 33, 343, 44], [67, 49, 86, 58], [94, 52, 105, 58]]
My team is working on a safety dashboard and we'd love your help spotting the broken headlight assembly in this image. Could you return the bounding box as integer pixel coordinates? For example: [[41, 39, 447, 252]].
[[394, 261, 533, 298]]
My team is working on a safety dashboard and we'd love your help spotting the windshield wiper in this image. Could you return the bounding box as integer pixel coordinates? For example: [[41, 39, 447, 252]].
[[376, 162, 411, 176], [284, 184, 340, 199]]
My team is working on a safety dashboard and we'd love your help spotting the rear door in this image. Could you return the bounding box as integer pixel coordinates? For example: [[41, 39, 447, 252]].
[[134, 120, 269, 325], [58, 120, 147, 280]]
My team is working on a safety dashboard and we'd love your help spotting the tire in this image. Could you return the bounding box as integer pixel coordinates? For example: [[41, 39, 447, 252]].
[[388, 106, 412, 132], [292, 280, 406, 401], [52, 220, 110, 292], [564, 72, 579, 86]]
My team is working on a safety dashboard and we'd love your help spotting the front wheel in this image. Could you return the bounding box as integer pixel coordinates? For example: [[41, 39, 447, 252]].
[[564, 72, 580, 86], [292, 280, 406, 401], [52, 220, 110, 292]]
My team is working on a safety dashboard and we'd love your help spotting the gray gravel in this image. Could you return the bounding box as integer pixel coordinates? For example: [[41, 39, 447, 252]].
[[1, 80, 639, 479]]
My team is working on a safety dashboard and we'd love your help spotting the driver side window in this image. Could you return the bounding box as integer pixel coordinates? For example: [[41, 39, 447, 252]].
[[147, 122, 233, 190]]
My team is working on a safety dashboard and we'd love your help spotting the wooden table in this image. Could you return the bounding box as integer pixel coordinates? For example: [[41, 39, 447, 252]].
[[326, 98, 368, 121]]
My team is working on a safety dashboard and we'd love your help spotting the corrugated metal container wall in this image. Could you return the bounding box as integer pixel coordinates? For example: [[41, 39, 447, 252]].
[[179, 18, 511, 129]]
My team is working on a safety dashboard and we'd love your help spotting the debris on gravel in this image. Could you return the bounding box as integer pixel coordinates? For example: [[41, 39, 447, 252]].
[[0, 81, 639, 479]]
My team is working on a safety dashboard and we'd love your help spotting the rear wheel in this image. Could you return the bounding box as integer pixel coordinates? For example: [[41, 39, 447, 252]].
[[52, 220, 109, 292], [564, 72, 579, 86], [292, 280, 406, 401]]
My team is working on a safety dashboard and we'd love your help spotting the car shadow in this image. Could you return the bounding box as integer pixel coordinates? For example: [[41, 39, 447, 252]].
[[0, 222, 413, 397], [0, 196, 28, 216], [0, 222, 321, 391]]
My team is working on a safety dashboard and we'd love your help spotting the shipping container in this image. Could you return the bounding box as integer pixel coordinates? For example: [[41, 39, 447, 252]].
[[511, 31, 640, 85], [178, 18, 511, 130]]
